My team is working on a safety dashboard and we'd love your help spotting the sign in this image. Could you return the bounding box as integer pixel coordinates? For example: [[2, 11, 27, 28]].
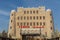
[[19, 26, 44, 34], [19, 26, 44, 28], [33, 26, 44, 28], [21, 28, 41, 34], [19, 26, 29, 28]]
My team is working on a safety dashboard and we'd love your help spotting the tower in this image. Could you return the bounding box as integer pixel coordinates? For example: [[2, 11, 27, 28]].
[[8, 10, 16, 38]]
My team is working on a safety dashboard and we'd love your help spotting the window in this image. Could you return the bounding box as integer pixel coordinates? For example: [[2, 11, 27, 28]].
[[24, 22, 26, 26], [37, 22, 39, 26], [30, 22, 32, 26], [10, 26, 12, 29], [11, 14, 13, 16], [27, 22, 29, 26], [50, 13, 52, 16], [17, 22, 19, 26], [40, 16, 42, 19], [21, 16, 22, 20], [33, 16, 35, 20], [30, 11, 32, 14], [11, 20, 12, 23], [43, 16, 45, 20], [50, 20, 52, 23], [27, 11, 29, 14], [24, 16, 26, 20], [37, 16, 38, 19], [30, 16, 32, 20], [27, 16, 29, 20], [17, 16, 19, 20], [51, 27, 52, 30], [36, 10, 38, 13], [43, 22, 45, 26], [33, 11, 35, 13], [24, 11, 26, 14], [20, 23, 22, 26], [33, 22, 35, 26], [40, 22, 42, 26]]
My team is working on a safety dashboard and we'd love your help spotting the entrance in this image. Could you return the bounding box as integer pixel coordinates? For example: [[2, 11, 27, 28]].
[[22, 34, 40, 40], [22, 35, 34, 40]]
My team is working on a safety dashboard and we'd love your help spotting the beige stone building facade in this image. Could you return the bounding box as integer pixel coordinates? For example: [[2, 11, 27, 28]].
[[8, 6, 54, 40]]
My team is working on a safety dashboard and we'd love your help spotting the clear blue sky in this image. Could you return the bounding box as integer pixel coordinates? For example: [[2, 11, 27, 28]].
[[0, 0, 60, 32]]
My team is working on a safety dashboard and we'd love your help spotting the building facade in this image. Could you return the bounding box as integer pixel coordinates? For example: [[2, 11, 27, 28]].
[[8, 6, 54, 40]]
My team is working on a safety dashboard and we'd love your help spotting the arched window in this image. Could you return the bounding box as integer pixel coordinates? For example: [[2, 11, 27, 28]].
[[33, 11, 35, 13], [43, 16, 45, 20], [36, 10, 38, 13], [24, 11, 26, 14], [30, 11, 32, 14], [33, 16, 35, 20]]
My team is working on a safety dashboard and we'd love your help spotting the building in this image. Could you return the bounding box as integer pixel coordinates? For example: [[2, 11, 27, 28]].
[[8, 6, 54, 40]]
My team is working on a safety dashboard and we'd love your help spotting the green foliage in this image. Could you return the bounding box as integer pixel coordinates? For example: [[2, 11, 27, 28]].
[[0, 33, 2, 37], [54, 29, 60, 37], [1, 30, 8, 37]]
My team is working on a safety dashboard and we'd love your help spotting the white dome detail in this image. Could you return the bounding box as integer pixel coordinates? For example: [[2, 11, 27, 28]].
[[47, 9, 51, 11], [11, 10, 15, 13]]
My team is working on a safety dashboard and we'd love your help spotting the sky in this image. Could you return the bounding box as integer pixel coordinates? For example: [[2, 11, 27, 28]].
[[0, 0, 60, 32]]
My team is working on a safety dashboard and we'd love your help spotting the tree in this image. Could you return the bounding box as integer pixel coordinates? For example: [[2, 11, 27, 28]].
[[0, 33, 2, 37], [54, 29, 59, 37], [2, 30, 7, 37]]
